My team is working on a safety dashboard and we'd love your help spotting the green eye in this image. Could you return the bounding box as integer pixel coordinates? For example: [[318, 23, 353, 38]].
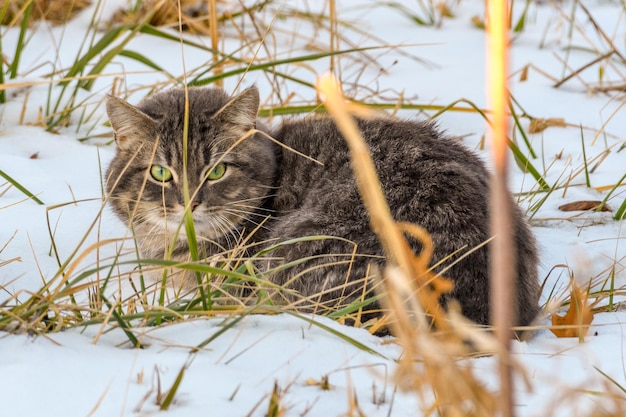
[[150, 165, 173, 182], [207, 163, 227, 181]]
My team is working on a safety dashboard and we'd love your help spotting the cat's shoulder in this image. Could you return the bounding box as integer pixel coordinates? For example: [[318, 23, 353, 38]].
[[275, 113, 476, 160]]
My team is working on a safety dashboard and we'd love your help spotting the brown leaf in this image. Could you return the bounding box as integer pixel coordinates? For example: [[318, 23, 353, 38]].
[[528, 117, 566, 133], [550, 280, 594, 338], [29, 152, 39, 159], [305, 375, 333, 390], [558, 201, 611, 212], [471, 15, 485, 30], [436, 3, 454, 18]]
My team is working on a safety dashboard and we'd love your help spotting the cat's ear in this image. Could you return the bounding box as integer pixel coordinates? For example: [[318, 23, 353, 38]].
[[212, 87, 259, 132], [106, 95, 158, 151]]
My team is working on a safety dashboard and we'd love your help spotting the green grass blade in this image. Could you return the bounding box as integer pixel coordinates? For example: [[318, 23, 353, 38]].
[[508, 140, 551, 191], [528, 185, 555, 215], [280, 309, 387, 358], [509, 98, 537, 159], [0, 169, 44, 205], [65, 258, 281, 289], [429, 98, 549, 190], [195, 312, 251, 349], [189, 46, 393, 87], [258, 101, 485, 118], [100, 292, 142, 348], [0, 0, 9, 26], [614, 197, 626, 220], [430, 97, 489, 120], [382, 1, 434, 26], [118, 49, 172, 75], [180, 89, 210, 310], [139, 25, 218, 52], [0, 1, 9, 103], [183, 209, 209, 307], [326, 294, 382, 318], [60, 25, 127, 86], [80, 23, 156, 91], [8, 0, 33, 79], [160, 363, 186, 410], [598, 175, 626, 221], [133, 25, 322, 92], [512, 0, 532, 33], [580, 125, 591, 188]]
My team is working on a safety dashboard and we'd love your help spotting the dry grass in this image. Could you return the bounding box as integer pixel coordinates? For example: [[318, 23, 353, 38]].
[[108, 0, 225, 35], [316, 73, 504, 417], [1, 0, 91, 25], [1, 0, 625, 415]]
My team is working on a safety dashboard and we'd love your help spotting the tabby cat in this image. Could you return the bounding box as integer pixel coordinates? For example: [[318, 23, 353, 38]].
[[105, 86, 540, 328]]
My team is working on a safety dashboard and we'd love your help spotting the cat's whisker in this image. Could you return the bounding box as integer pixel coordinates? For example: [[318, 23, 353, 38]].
[[254, 184, 279, 190], [222, 209, 273, 234], [214, 215, 233, 247], [230, 205, 274, 214], [212, 213, 241, 249], [225, 207, 273, 219], [225, 193, 278, 204], [223, 195, 277, 215]]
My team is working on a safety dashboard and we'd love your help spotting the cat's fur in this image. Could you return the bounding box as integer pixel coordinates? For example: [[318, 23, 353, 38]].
[[105, 86, 540, 328]]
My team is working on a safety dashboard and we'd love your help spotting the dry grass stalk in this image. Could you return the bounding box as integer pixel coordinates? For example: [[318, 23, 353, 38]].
[[527, 117, 566, 134], [486, 0, 516, 416], [316, 73, 500, 416], [208, 0, 222, 87], [328, 0, 337, 76], [1, 0, 91, 25], [315, 75, 428, 299]]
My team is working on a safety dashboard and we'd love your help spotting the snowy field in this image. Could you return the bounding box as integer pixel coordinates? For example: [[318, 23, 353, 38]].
[[0, 1, 625, 416]]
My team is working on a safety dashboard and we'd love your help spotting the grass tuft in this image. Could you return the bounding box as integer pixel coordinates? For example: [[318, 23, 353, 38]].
[[0, 0, 90, 26]]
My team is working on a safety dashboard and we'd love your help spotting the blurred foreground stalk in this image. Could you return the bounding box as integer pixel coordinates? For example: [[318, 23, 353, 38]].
[[487, 0, 516, 416]]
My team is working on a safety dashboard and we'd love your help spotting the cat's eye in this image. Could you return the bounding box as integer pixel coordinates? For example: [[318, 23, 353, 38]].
[[150, 165, 173, 182], [207, 163, 227, 181]]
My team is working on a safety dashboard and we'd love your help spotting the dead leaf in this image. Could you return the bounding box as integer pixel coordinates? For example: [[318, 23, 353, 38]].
[[29, 152, 39, 159], [558, 201, 611, 212], [528, 117, 566, 133], [470, 15, 485, 30], [305, 375, 333, 390], [550, 280, 594, 338], [437, 3, 454, 18]]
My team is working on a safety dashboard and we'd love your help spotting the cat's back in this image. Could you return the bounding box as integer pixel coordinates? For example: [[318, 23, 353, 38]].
[[273, 115, 490, 214], [277, 115, 486, 173], [268, 113, 539, 328]]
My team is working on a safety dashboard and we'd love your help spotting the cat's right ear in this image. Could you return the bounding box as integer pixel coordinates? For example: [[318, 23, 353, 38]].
[[106, 95, 158, 151], [212, 87, 260, 132]]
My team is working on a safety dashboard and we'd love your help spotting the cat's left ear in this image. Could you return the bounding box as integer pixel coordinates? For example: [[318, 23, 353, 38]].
[[212, 86, 259, 132]]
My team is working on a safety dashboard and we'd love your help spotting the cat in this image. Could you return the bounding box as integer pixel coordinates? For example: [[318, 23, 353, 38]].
[[105, 86, 540, 329]]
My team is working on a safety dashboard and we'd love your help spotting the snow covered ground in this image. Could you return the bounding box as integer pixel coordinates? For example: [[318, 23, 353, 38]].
[[0, 1, 625, 416]]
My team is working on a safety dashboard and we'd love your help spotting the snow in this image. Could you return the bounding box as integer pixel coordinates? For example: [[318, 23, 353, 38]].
[[1, 1, 625, 416]]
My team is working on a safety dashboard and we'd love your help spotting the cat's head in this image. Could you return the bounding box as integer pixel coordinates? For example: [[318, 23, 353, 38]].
[[105, 86, 277, 249]]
